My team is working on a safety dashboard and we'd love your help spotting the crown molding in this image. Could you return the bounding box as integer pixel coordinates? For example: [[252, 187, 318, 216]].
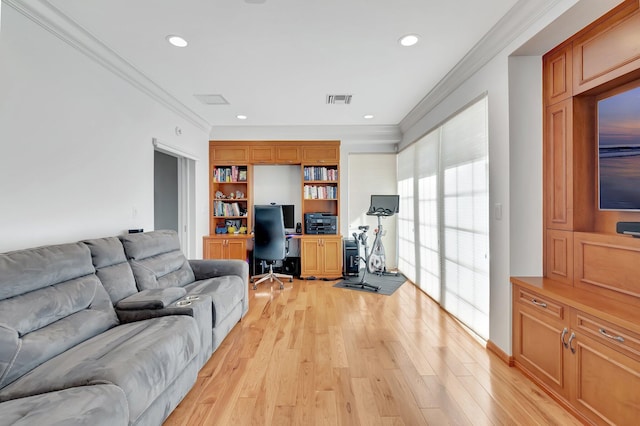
[[210, 124, 402, 144], [4, 0, 212, 133], [399, 0, 563, 133]]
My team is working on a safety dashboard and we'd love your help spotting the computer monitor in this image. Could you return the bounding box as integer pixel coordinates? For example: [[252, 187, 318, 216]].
[[281, 204, 295, 230], [367, 195, 399, 216]]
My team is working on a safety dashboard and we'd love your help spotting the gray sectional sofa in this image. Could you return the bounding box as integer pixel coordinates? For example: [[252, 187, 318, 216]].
[[0, 230, 248, 425]]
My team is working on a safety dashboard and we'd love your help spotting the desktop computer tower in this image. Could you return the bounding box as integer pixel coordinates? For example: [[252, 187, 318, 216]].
[[283, 257, 300, 278], [343, 239, 359, 277]]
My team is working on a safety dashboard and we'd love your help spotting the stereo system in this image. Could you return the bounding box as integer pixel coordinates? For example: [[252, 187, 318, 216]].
[[304, 212, 337, 235], [616, 222, 640, 238]]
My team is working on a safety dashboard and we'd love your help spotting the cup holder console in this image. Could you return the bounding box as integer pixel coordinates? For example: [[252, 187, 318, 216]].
[[176, 300, 192, 307]]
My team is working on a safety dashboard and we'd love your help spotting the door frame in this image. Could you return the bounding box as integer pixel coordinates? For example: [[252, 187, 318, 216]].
[[152, 138, 197, 258]]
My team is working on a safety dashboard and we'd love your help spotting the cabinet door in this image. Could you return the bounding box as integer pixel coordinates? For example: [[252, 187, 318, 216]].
[[570, 332, 640, 426], [204, 238, 225, 260], [302, 145, 339, 163], [321, 237, 342, 277], [513, 287, 570, 399], [275, 146, 300, 163], [227, 239, 247, 261], [210, 145, 249, 163], [545, 99, 573, 231], [249, 146, 274, 163], [544, 44, 572, 105], [301, 238, 321, 277]]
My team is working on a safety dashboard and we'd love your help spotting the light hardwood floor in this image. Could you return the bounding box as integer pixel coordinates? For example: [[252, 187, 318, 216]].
[[165, 278, 581, 425]]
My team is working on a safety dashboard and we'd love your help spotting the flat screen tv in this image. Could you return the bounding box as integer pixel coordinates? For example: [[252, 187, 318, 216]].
[[597, 83, 640, 211]]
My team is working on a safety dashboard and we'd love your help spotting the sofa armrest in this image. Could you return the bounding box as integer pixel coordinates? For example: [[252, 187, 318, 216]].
[[115, 294, 212, 324], [115, 288, 186, 310], [189, 259, 250, 317], [189, 259, 248, 282]]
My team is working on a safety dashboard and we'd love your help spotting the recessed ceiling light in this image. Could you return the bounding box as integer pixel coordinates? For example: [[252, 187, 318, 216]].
[[399, 34, 419, 47], [363, 114, 374, 119], [236, 114, 248, 120], [166, 35, 188, 48]]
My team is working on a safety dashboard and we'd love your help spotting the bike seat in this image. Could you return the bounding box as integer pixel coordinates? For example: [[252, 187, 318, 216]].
[[358, 225, 370, 231]]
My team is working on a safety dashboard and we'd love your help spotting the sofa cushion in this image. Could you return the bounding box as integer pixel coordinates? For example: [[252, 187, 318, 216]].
[[115, 287, 187, 310], [0, 243, 118, 389], [83, 237, 138, 304], [184, 275, 245, 327], [0, 385, 128, 426], [120, 230, 195, 290], [0, 315, 200, 424]]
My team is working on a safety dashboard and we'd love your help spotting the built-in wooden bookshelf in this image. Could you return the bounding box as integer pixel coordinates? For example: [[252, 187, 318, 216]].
[[206, 140, 342, 276], [512, 2, 640, 424]]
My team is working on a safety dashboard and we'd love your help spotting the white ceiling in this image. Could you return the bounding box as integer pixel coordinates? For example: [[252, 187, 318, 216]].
[[38, 0, 525, 129]]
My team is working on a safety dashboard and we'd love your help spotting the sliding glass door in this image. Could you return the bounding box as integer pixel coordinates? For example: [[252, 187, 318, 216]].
[[397, 96, 489, 340]]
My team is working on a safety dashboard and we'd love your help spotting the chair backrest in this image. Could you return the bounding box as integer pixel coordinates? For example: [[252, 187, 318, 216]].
[[119, 230, 195, 291], [0, 243, 118, 389], [254, 205, 287, 262]]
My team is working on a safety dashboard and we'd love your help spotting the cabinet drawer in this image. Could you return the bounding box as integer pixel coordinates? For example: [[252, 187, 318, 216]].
[[574, 311, 640, 362], [517, 288, 565, 320]]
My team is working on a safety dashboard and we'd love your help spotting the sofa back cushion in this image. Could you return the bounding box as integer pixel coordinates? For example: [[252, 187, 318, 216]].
[[0, 243, 118, 388], [83, 237, 138, 304], [119, 230, 195, 290]]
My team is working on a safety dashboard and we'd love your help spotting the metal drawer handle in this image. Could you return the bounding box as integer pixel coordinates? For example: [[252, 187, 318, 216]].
[[531, 299, 547, 308], [568, 332, 576, 354], [561, 327, 569, 348], [599, 328, 625, 343]]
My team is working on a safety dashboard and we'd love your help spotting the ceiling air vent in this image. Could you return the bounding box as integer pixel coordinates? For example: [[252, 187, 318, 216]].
[[194, 94, 229, 105], [326, 94, 352, 105]]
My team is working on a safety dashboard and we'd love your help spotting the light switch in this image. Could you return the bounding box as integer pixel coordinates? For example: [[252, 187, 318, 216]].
[[495, 203, 503, 220]]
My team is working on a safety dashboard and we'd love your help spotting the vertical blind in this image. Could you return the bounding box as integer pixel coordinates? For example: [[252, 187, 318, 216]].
[[397, 145, 416, 283], [397, 96, 489, 339]]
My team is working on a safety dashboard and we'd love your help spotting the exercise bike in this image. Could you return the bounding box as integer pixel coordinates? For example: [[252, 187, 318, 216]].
[[345, 195, 399, 292]]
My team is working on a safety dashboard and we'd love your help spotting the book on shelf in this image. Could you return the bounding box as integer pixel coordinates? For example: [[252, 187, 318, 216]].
[[303, 184, 337, 199], [214, 166, 247, 183], [214, 201, 243, 216], [303, 166, 337, 181]]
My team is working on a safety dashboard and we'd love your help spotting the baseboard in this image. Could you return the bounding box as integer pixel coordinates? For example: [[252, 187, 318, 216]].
[[486, 339, 514, 366]]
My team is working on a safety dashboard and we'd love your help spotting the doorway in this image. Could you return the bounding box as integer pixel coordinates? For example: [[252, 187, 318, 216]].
[[153, 139, 197, 257]]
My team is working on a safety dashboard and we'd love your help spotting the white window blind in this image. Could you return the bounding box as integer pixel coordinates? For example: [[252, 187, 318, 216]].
[[417, 129, 441, 302], [397, 145, 416, 283], [396, 96, 489, 340], [441, 97, 489, 339]]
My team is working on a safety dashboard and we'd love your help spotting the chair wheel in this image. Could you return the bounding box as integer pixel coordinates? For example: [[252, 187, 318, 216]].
[[279, 284, 284, 290], [289, 278, 293, 282]]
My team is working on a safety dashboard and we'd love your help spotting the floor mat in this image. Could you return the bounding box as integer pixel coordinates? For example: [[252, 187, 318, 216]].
[[334, 270, 406, 295]]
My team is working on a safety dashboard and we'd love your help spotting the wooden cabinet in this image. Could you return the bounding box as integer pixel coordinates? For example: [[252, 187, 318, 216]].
[[544, 43, 573, 105], [512, 279, 640, 425], [209, 163, 252, 235], [203, 236, 247, 260], [571, 311, 640, 426], [572, 2, 640, 95], [513, 286, 570, 399], [302, 145, 339, 163], [300, 236, 342, 279], [301, 163, 339, 229], [210, 145, 248, 163]]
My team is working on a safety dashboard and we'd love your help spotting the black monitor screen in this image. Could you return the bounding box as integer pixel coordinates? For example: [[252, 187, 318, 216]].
[[367, 195, 399, 216], [281, 204, 295, 229]]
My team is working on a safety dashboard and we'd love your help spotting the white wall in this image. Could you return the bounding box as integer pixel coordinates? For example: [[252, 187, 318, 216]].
[[347, 154, 398, 268], [253, 164, 302, 225], [0, 6, 210, 254]]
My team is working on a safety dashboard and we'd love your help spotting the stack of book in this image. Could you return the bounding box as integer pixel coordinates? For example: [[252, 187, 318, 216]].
[[303, 166, 337, 181], [214, 201, 242, 217], [213, 166, 247, 182], [303, 185, 337, 199]]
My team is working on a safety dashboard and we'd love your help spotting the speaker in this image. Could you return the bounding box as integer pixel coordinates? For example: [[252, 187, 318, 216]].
[[616, 222, 640, 237], [343, 239, 359, 276], [295, 222, 302, 234], [283, 257, 300, 277]]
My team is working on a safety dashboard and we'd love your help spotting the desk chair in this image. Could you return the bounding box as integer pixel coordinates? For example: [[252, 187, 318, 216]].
[[251, 205, 293, 290]]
